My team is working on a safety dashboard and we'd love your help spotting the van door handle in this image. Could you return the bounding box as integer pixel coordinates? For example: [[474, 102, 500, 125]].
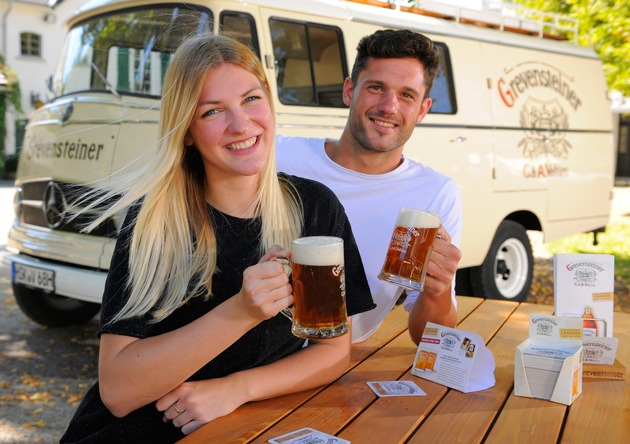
[[450, 137, 467, 143]]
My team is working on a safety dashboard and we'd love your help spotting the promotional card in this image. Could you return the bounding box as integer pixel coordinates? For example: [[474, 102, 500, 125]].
[[554, 253, 614, 337], [411, 322, 495, 393]]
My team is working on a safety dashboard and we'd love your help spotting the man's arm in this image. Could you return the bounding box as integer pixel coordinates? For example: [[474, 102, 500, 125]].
[[407, 226, 461, 344]]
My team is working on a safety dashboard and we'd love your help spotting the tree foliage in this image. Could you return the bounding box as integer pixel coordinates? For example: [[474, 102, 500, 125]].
[[512, 0, 630, 96], [0, 54, 23, 176]]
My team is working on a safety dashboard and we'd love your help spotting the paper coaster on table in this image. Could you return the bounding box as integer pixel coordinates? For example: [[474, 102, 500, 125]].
[[367, 380, 426, 397], [268, 427, 350, 444]]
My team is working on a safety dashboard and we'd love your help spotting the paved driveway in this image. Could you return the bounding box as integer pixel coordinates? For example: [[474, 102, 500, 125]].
[[0, 180, 99, 443]]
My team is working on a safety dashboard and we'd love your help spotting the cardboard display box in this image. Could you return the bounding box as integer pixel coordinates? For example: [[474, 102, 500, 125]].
[[515, 314, 583, 405]]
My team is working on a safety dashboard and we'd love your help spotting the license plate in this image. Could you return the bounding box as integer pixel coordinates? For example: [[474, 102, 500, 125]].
[[12, 263, 55, 293]]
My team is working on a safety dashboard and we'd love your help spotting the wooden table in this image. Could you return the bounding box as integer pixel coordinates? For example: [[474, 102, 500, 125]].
[[180, 297, 629, 443]]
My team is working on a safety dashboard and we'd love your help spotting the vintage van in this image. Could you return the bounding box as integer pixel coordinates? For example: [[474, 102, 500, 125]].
[[5, 0, 614, 326]]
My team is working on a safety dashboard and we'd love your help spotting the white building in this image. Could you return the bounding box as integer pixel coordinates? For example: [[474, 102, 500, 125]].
[[0, 0, 83, 177]]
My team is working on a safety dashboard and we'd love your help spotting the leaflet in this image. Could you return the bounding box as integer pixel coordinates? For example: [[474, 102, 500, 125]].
[[411, 322, 495, 393]]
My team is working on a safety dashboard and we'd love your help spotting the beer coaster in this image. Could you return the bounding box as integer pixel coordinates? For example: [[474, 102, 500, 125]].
[[267, 427, 350, 443], [367, 380, 426, 397]]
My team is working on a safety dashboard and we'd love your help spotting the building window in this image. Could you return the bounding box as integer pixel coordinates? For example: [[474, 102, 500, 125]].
[[20, 32, 41, 57]]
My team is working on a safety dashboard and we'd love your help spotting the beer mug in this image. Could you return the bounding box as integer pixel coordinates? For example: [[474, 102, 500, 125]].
[[278, 236, 349, 339], [378, 208, 441, 292]]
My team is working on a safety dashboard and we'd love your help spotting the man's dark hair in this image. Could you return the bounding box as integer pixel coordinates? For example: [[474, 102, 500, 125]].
[[350, 29, 440, 96]]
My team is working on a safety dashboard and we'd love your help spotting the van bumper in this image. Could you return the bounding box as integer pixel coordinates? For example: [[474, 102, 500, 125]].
[[0, 246, 106, 304]]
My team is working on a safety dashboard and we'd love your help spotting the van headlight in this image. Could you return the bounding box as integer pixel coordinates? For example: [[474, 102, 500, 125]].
[[13, 186, 22, 222]]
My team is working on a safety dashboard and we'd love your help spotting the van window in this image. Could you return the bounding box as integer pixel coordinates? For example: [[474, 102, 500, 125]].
[[269, 18, 346, 107], [220, 12, 260, 58], [53, 5, 212, 98], [428, 43, 456, 114]]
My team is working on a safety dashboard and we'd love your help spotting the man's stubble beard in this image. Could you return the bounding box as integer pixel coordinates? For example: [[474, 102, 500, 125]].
[[347, 110, 410, 154]]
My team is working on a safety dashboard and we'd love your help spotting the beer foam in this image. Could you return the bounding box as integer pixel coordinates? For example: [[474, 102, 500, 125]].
[[291, 236, 344, 266], [396, 208, 441, 228]]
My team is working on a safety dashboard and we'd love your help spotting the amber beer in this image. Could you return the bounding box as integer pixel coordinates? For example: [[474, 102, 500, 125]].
[[379, 208, 441, 292], [290, 236, 348, 339]]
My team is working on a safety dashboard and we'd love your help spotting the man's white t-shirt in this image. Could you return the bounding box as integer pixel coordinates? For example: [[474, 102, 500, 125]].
[[276, 135, 463, 343]]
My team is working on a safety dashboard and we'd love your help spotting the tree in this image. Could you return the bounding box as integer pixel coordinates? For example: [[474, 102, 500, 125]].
[[0, 55, 22, 178], [512, 0, 630, 96]]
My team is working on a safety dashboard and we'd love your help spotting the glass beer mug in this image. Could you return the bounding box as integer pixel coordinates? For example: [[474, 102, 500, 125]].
[[278, 236, 349, 339], [378, 207, 441, 292]]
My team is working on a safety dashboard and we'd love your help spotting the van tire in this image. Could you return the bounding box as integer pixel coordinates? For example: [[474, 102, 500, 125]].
[[13, 285, 100, 327], [468, 220, 533, 302]]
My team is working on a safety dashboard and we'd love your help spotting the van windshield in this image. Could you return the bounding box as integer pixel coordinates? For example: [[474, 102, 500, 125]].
[[53, 5, 212, 98]]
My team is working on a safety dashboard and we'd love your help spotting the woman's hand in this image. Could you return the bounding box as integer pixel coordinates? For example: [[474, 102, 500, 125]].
[[155, 330, 351, 436], [156, 377, 242, 435], [235, 245, 293, 321]]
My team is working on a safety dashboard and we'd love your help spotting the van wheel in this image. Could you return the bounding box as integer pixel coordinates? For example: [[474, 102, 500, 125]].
[[469, 220, 533, 302], [12, 284, 100, 327]]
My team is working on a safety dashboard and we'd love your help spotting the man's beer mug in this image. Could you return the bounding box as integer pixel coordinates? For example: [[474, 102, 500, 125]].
[[378, 208, 441, 292], [279, 236, 349, 339]]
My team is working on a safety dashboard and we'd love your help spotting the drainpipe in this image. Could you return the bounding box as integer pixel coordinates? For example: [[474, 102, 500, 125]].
[[2, 0, 13, 58]]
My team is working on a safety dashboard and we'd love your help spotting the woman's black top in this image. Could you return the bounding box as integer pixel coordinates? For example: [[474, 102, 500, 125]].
[[60, 174, 375, 443]]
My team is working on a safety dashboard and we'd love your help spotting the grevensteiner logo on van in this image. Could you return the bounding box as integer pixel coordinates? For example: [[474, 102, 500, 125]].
[[497, 61, 583, 179], [26, 139, 105, 161]]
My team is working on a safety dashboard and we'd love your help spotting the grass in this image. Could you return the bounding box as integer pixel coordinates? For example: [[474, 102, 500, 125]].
[[546, 221, 630, 292]]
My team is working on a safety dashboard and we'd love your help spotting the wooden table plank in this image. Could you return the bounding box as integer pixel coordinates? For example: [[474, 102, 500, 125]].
[[455, 295, 485, 321], [252, 297, 485, 443], [252, 328, 417, 443], [180, 300, 630, 444], [478, 303, 566, 444], [489, 396, 567, 444], [178, 304, 410, 443], [561, 310, 630, 443], [347, 304, 410, 367], [487, 308, 630, 443], [338, 299, 518, 443], [409, 301, 527, 443]]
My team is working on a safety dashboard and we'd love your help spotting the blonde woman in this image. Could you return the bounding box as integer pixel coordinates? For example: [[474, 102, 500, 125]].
[[61, 34, 374, 443]]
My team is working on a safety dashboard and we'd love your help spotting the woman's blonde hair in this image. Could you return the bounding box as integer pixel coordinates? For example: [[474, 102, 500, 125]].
[[88, 34, 303, 322]]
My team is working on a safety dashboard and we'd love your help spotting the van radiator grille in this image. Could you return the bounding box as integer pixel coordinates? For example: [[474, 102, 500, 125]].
[[19, 180, 118, 238]]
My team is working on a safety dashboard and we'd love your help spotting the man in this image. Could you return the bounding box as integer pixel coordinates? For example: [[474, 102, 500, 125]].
[[277, 29, 462, 344]]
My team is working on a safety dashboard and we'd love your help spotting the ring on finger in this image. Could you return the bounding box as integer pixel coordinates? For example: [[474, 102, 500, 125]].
[[174, 405, 184, 414]]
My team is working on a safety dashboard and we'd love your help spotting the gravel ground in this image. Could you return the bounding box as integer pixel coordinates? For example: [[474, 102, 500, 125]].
[[525, 186, 630, 312], [527, 257, 630, 312]]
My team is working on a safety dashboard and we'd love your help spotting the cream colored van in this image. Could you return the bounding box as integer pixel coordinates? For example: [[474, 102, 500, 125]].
[[5, 0, 613, 326]]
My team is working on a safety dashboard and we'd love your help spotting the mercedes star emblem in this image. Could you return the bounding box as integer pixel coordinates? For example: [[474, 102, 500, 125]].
[[42, 181, 67, 229]]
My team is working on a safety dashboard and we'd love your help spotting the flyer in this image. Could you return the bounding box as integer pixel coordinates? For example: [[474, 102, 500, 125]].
[[553, 253, 614, 337], [411, 322, 495, 393]]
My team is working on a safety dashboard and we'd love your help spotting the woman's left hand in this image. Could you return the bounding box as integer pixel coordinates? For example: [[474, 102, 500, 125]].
[[258, 244, 291, 265], [156, 377, 241, 435]]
